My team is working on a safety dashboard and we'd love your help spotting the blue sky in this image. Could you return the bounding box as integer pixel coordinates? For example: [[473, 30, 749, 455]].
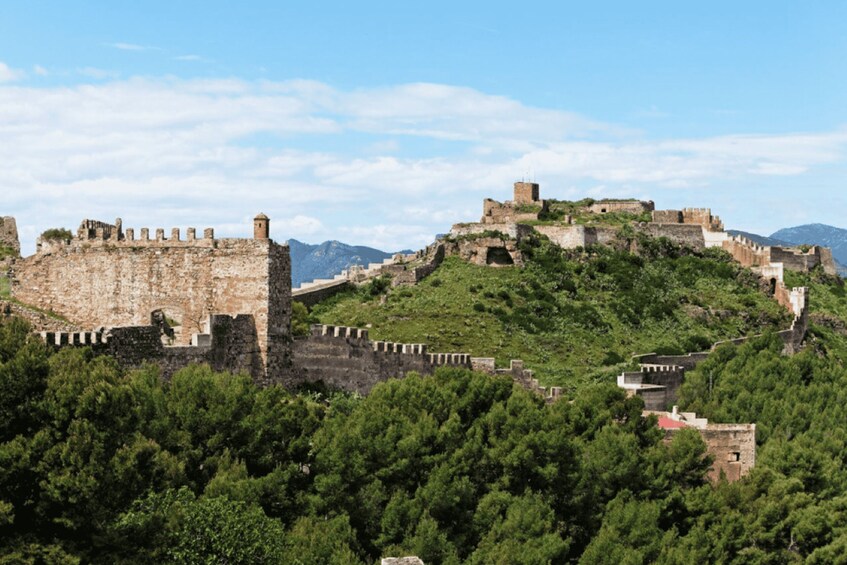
[[1, 1, 846, 253]]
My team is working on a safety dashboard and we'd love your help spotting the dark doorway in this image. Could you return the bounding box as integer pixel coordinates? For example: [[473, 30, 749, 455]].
[[486, 247, 514, 266]]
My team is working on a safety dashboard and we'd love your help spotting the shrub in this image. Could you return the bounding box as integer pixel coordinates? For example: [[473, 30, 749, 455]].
[[40, 228, 73, 242]]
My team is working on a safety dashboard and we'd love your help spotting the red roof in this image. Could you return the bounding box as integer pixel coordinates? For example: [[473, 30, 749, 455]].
[[657, 416, 688, 429]]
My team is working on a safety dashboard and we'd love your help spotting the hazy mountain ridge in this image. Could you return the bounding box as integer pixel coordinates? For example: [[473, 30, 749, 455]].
[[287, 239, 396, 287]]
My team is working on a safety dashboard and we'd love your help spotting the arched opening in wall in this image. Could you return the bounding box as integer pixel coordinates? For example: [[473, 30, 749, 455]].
[[600, 208, 607, 213], [769, 278, 777, 296], [486, 247, 514, 266]]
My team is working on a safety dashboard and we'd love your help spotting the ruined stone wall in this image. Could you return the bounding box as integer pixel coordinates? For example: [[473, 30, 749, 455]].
[[636, 223, 706, 249], [682, 208, 724, 231], [533, 225, 618, 249], [13, 225, 291, 381], [770, 246, 835, 275], [443, 237, 522, 266], [699, 424, 756, 482], [588, 200, 654, 214], [724, 235, 837, 276], [77, 218, 121, 241], [38, 314, 262, 380], [450, 223, 533, 241], [289, 324, 472, 394], [652, 208, 723, 232], [0, 216, 20, 256], [392, 243, 445, 286], [652, 210, 683, 223]]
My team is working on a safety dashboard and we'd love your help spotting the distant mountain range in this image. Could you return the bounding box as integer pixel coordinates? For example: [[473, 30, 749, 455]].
[[288, 239, 409, 287], [730, 223, 847, 276]]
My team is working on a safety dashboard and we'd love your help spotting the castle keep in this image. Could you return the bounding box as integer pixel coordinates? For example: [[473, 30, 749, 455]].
[[13, 215, 292, 384]]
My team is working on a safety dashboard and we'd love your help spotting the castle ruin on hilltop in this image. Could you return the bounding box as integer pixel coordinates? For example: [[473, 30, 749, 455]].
[[2, 182, 840, 482]]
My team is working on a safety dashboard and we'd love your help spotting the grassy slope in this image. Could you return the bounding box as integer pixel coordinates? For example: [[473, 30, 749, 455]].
[[312, 236, 790, 392]]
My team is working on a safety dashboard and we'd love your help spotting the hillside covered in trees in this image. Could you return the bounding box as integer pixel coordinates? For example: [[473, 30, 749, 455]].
[[3, 234, 847, 563]]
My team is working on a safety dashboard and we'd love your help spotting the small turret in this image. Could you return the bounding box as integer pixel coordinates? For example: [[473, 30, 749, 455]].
[[254, 213, 270, 240]]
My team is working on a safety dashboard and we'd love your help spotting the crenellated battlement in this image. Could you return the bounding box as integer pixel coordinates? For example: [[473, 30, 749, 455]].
[[34, 313, 263, 380], [42, 221, 220, 252], [311, 324, 369, 340]]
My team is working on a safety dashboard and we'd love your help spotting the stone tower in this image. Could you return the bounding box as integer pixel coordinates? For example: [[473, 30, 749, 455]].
[[254, 213, 270, 240], [513, 182, 540, 205]]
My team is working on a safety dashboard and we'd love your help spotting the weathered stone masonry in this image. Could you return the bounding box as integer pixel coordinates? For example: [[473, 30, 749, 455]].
[[14, 216, 291, 384], [0, 216, 19, 255], [38, 314, 262, 380], [290, 324, 474, 395]]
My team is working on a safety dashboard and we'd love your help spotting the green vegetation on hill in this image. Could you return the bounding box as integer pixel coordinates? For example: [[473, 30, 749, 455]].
[[0, 245, 16, 260], [4, 242, 847, 561], [534, 198, 653, 226], [312, 234, 790, 391]]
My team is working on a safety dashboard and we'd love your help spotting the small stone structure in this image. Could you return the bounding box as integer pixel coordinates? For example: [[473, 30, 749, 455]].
[[652, 208, 725, 232], [588, 200, 655, 214], [0, 216, 20, 274], [481, 181, 549, 224], [649, 407, 756, 483], [382, 558, 425, 565], [0, 216, 20, 255]]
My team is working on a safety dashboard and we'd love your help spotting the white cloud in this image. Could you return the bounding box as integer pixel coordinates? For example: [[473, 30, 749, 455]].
[[1, 75, 845, 254], [0, 62, 24, 82], [286, 214, 324, 235], [33, 65, 48, 76], [108, 42, 159, 52], [174, 54, 203, 61]]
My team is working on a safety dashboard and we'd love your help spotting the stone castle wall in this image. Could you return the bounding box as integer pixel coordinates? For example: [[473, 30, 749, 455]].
[[533, 225, 619, 248], [289, 324, 473, 394], [652, 208, 724, 232], [588, 200, 654, 214], [636, 223, 707, 249], [722, 235, 837, 276], [38, 314, 263, 381], [13, 219, 291, 382]]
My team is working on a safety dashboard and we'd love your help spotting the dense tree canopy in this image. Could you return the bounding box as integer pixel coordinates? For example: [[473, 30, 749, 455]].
[[3, 257, 847, 562]]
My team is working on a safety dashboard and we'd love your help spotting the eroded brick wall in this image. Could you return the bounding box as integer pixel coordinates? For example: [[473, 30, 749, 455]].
[[14, 228, 291, 381]]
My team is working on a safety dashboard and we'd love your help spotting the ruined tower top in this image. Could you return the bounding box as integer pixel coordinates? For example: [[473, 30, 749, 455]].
[[254, 213, 270, 240], [513, 182, 540, 205]]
